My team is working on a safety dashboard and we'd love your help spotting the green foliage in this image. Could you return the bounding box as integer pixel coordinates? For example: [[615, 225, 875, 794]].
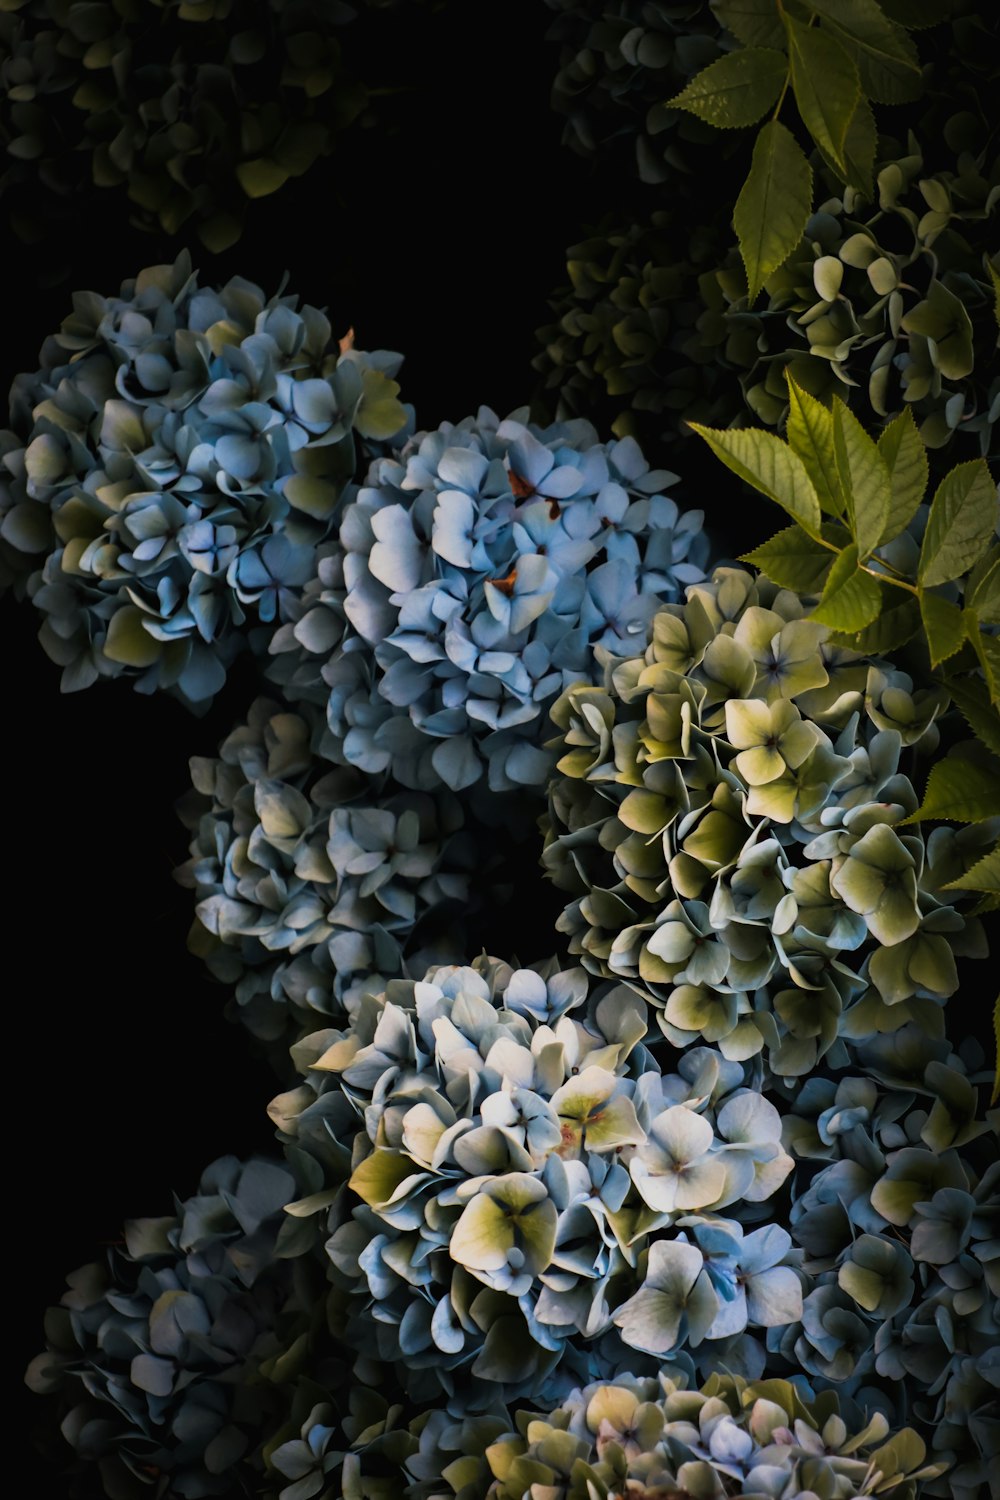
[[669, 0, 939, 294], [694, 373, 1000, 719], [535, 142, 998, 457], [903, 758, 1000, 826], [733, 119, 813, 303], [697, 376, 1000, 1016], [712, 143, 999, 450]]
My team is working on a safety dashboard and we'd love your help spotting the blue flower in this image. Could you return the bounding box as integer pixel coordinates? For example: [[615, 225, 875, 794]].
[[278, 410, 709, 792], [3, 253, 410, 706]]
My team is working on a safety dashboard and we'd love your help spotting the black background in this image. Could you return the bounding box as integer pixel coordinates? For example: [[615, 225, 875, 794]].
[[9, 0, 985, 1484]]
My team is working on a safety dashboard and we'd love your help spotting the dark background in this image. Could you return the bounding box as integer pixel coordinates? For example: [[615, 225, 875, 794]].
[[13, 0, 983, 1482]]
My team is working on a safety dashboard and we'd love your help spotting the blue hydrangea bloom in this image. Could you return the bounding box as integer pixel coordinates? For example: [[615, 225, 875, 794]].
[[26, 1155, 302, 1499], [269, 407, 710, 791], [269, 955, 801, 1413], [1, 252, 411, 705]]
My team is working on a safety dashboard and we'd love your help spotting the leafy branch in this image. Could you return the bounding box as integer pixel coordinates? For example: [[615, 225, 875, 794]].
[[670, 0, 946, 301], [690, 370, 1000, 908]]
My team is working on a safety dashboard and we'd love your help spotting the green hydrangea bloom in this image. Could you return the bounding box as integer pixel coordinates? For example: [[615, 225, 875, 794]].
[[544, 565, 993, 1077]]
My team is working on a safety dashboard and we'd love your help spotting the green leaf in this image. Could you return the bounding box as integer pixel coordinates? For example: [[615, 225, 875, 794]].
[[826, 588, 919, 652], [942, 843, 1000, 894], [967, 545, 1000, 623], [918, 460, 999, 587], [919, 590, 966, 668], [713, 0, 786, 48], [965, 613, 1000, 707], [805, 0, 923, 103], [988, 259, 1000, 332], [236, 157, 289, 199], [810, 542, 882, 630], [901, 758, 1000, 825], [944, 676, 1000, 756], [877, 407, 928, 544], [785, 15, 861, 182], [688, 422, 822, 535], [838, 91, 877, 196], [785, 375, 843, 516], [740, 523, 835, 592], [668, 48, 788, 128], [832, 399, 890, 558], [878, 0, 952, 26], [734, 119, 813, 306]]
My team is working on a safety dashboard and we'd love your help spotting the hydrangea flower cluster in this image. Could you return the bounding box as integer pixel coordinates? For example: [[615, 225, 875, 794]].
[[536, 148, 999, 461], [26, 1155, 303, 1500], [1, 0, 366, 267], [176, 696, 484, 1043], [779, 1025, 999, 1499], [542, 0, 742, 189], [263, 1369, 939, 1500], [480, 1371, 941, 1500], [706, 149, 1000, 452], [269, 408, 709, 792], [544, 564, 993, 1078], [0, 253, 409, 702], [534, 210, 737, 447], [269, 956, 801, 1411]]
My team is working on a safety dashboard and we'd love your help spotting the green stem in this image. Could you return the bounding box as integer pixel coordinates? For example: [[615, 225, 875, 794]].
[[860, 565, 918, 594], [810, 531, 919, 593], [772, 68, 791, 121]]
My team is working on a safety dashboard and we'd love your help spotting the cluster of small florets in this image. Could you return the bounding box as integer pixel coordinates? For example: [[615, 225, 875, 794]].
[[268, 955, 802, 1411], [0, 253, 409, 702], [176, 695, 481, 1042], [26, 1156, 302, 1499], [1, 0, 367, 270], [778, 1023, 999, 1499], [544, 564, 993, 1079], [269, 408, 710, 792]]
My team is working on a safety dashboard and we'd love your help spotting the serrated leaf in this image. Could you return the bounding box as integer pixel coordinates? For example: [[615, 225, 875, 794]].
[[942, 843, 1000, 894], [740, 523, 835, 592], [965, 612, 1000, 707], [826, 590, 920, 653], [919, 590, 966, 668], [669, 48, 787, 128], [918, 460, 999, 587], [734, 120, 813, 306], [810, 542, 882, 629], [688, 422, 822, 535], [785, 15, 861, 182], [805, 0, 923, 103], [988, 260, 1000, 332], [944, 676, 1000, 756], [901, 758, 1000, 825], [785, 375, 843, 516], [832, 399, 890, 558], [713, 0, 787, 48], [877, 407, 928, 544], [839, 91, 877, 196], [810, 90, 877, 197], [967, 545, 1000, 623]]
